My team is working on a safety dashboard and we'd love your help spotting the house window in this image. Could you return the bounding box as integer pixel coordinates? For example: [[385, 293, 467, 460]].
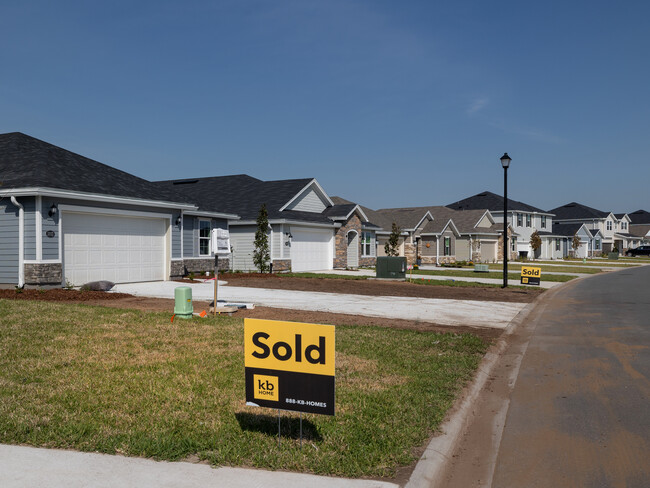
[[622, 222, 627, 230], [444, 236, 451, 256], [199, 219, 211, 256], [541, 215, 547, 228], [606, 220, 612, 231], [511, 237, 516, 252], [517, 213, 523, 226], [555, 239, 561, 251], [595, 239, 601, 251], [526, 214, 531, 227], [361, 232, 373, 256]]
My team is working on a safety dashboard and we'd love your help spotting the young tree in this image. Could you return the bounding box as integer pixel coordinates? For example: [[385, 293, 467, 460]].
[[384, 222, 402, 257], [253, 204, 270, 273], [571, 233, 581, 257], [530, 230, 542, 259]]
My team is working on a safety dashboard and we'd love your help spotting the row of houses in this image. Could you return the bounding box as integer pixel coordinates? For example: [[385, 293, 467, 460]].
[[1, 132, 648, 287]]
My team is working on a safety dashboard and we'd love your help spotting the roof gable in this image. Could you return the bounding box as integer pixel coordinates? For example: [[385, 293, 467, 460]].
[[279, 179, 333, 213]]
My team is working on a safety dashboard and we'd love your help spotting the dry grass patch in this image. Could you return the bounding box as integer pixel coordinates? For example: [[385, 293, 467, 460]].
[[0, 299, 487, 479]]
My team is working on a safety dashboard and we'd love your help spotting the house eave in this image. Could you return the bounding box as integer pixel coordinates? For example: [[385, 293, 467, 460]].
[[0, 187, 198, 211]]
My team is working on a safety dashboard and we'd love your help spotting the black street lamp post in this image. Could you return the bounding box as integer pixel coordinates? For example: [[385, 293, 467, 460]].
[[500, 153, 512, 288]]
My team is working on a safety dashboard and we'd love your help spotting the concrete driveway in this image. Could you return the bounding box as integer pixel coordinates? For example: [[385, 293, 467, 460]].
[[111, 280, 527, 329]]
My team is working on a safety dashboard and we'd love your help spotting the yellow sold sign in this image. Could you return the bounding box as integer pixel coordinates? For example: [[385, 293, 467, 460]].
[[244, 318, 336, 415], [520, 266, 541, 285]]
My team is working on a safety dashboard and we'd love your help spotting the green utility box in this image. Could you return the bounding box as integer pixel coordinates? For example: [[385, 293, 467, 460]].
[[607, 252, 619, 260], [474, 264, 490, 273], [174, 286, 193, 319], [376, 256, 407, 279]]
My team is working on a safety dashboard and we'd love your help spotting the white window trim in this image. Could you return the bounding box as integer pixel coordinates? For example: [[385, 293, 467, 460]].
[[199, 219, 212, 256], [361, 231, 373, 257]]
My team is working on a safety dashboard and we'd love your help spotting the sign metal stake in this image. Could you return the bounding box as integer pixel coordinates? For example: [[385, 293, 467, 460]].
[[278, 409, 281, 447], [300, 412, 303, 449], [213, 257, 219, 317]]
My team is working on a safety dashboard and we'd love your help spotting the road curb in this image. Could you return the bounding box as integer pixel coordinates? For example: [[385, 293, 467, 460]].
[[403, 285, 558, 488]]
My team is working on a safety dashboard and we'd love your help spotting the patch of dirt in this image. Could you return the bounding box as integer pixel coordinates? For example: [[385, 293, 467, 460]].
[[216, 273, 542, 303], [0, 290, 501, 343], [0, 288, 133, 302]]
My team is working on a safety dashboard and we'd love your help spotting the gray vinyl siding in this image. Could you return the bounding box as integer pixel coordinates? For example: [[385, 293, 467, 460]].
[[0, 201, 19, 283], [443, 230, 455, 256], [171, 212, 182, 259], [455, 238, 470, 260], [183, 216, 195, 258], [421, 237, 436, 256], [42, 198, 59, 260], [272, 226, 282, 259], [286, 188, 326, 213], [230, 225, 256, 271], [23, 198, 36, 260]]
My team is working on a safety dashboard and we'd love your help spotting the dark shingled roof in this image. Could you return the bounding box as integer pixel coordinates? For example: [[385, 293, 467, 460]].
[[322, 204, 357, 219], [155, 175, 333, 223], [552, 222, 585, 237], [548, 202, 609, 220], [0, 132, 185, 204], [627, 209, 650, 224], [374, 207, 433, 230], [331, 196, 390, 231], [447, 191, 546, 213]]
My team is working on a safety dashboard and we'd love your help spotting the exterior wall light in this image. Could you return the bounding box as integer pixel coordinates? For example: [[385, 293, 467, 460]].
[[48, 204, 58, 217]]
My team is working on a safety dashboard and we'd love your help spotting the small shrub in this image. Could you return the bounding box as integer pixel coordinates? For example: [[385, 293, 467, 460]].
[[188, 272, 195, 281]]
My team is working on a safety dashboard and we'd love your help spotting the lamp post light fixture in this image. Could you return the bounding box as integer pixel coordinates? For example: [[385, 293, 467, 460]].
[[500, 153, 511, 288]]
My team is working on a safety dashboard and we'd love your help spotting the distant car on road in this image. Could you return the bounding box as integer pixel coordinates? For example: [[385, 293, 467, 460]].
[[626, 245, 650, 257]]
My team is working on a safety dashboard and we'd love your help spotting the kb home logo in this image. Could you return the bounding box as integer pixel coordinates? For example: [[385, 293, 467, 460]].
[[245, 319, 335, 416]]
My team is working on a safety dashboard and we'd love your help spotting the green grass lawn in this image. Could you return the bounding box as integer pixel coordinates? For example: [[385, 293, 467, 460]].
[[411, 269, 575, 283], [0, 299, 488, 478]]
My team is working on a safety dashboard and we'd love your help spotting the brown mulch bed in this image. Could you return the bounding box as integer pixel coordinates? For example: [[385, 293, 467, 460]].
[[215, 273, 542, 303]]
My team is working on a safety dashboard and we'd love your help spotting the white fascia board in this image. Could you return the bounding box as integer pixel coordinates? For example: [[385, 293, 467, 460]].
[[184, 210, 240, 220], [278, 179, 334, 212], [473, 209, 496, 228], [1, 187, 198, 211], [329, 205, 370, 223], [230, 219, 338, 229], [413, 211, 434, 232]]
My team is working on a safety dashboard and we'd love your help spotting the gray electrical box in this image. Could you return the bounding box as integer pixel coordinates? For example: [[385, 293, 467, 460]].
[[376, 256, 407, 279]]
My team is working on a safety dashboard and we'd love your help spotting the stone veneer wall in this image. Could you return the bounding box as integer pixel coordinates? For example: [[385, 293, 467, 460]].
[[403, 242, 416, 265], [24, 263, 62, 286], [359, 257, 376, 267], [271, 259, 291, 272], [497, 232, 517, 261], [334, 215, 362, 268], [171, 258, 230, 278]]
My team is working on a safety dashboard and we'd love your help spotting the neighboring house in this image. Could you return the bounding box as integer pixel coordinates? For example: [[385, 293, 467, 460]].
[[155, 177, 372, 272], [420, 207, 503, 264], [333, 200, 503, 265], [626, 209, 650, 246], [551, 222, 603, 258], [0, 132, 238, 287], [447, 191, 555, 259], [549, 202, 632, 253]]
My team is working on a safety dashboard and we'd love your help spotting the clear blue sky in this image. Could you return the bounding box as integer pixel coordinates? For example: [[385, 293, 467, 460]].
[[2, 0, 648, 213]]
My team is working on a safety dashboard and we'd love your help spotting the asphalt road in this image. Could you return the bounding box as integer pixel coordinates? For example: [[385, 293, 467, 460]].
[[442, 266, 650, 488]]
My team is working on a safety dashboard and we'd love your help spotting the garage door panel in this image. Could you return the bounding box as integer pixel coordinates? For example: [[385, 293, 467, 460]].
[[290, 227, 333, 272], [63, 213, 166, 286]]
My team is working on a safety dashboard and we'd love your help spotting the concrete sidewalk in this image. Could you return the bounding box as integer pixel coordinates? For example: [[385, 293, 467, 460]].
[[0, 444, 397, 488], [111, 280, 527, 329]]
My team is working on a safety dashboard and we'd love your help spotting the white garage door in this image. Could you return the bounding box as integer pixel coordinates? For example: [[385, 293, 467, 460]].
[[63, 212, 166, 285], [291, 227, 333, 272]]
